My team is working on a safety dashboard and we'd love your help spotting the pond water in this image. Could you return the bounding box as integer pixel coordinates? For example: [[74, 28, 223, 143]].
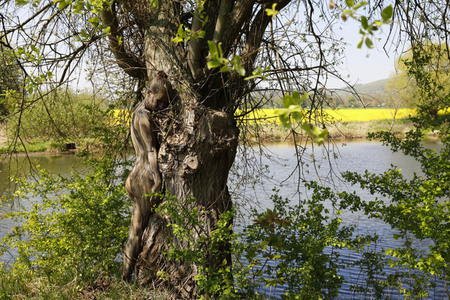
[[0, 154, 85, 265], [0, 142, 447, 298]]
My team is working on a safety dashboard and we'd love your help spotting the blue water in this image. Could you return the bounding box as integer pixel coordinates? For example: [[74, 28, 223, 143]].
[[230, 141, 448, 299], [0, 142, 448, 298]]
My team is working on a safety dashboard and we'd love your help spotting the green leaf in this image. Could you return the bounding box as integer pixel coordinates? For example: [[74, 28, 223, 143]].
[[172, 25, 188, 43], [207, 60, 222, 69], [357, 38, 364, 49], [291, 111, 303, 122], [217, 42, 224, 59], [234, 65, 245, 76], [220, 64, 231, 72], [301, 124, 328, 145], [283, 94, 293, 108], [88, 16, 101, 27], [207, 41, 218, 59], [73, 0, 85, 13], [291, 91, 301, 103], [381, 5, 393, 22], [353, 1, 368, 10], [30, 45, 40, 54], [365, 37, 374, 48], [232, 56, 245, 76], [15, 0, 29, 5], [345, 0, 354, 7], [58, 0, 70, 10], [275, 110, 291, 128], [360, 16, 369, 30], [265, 3, 278, 18]]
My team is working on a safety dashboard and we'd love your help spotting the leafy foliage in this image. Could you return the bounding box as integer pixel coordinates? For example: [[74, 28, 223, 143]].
[[0, 157, 131, 285], [386, 43, 450, 113], [6, 88, 113, 149], [160, 186, 382, 299], [274, 92, 328, 145], [0, 44, 23, 119], [329, 1, 393, 49], [157, 195, 236, 299], [341, 41, 450, 298], [237, 190, 371, 299]]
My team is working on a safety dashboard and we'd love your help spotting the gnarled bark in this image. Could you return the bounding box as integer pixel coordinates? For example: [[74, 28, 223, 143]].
[[134, 103, 239, 298]]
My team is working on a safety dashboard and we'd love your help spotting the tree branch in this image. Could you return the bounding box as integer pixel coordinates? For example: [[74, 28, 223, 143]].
[[223, 0, 256, 57], [0, 2, 53, 38], [187, 4, 204, 80], [242, 0, 291, 74], [100, 2, 147, 80], [59, 35, 101, 84], [213, 0, 233, 43]]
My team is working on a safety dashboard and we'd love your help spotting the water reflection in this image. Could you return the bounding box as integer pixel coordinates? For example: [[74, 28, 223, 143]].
[[231, 141, 446, 299], [0, 154, 84, 265], [0, 141, 447, 298]]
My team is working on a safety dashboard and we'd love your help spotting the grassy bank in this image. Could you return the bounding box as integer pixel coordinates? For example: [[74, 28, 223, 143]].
[[0, 108, 424, 153], [0, 269, 175, 300]]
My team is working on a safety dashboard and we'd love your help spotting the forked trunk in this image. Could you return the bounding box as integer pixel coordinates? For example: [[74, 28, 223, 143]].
[[122, 2, 240, 297]]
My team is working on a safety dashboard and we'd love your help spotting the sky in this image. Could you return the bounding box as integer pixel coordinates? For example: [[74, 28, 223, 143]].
[[327, 17, 400, 88], [7, 2, 401, 92]]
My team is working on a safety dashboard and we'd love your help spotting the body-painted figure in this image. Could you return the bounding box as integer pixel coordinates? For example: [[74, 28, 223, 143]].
[[122, 71, 173, 280]]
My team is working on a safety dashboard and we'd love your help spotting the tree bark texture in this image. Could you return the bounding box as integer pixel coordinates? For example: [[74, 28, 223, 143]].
[[135, 105, 239, 298], [116, 1, 269, 297]]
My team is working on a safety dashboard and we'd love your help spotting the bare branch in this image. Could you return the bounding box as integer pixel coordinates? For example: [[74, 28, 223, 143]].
[[213, 0, 233, 43], [242, 1, 291, 74], [187, 4, 204, 80], [100, 2, 147, 80]]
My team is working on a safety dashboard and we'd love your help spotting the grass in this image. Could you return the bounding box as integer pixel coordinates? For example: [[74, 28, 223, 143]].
[[0, 267, 176, 300], [0, 141, 56, 154]]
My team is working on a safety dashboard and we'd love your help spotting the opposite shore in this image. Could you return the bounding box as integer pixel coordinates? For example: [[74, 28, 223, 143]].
[[1, 118, 430, 155]]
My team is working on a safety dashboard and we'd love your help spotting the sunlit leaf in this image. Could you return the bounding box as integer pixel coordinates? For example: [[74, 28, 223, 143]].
[[283, 94, 293, 108], [220, 64, 230, 72], [207, 41, 218, 59], [357, 38, 364, 49], [207, 60, 222, 69], [15, 0, 29, 5], [353, 1, 368, 9], [232, 56, 246, 76], [58, 0, 70, 10], [265, 3, 278, 18]]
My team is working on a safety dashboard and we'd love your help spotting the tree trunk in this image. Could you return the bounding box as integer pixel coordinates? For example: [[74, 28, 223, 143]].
[[134, 102, 238, 297], [122, 2, 240, 297]]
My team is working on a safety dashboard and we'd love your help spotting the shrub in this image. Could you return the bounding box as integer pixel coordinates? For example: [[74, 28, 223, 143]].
[[0, 158, 131, 286]]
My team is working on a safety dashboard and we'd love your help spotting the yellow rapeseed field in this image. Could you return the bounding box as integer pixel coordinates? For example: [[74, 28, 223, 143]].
[[114, 108, 422, 125], [236, 108, 416, 124]]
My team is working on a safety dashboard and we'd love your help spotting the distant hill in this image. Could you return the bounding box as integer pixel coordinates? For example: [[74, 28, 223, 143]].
[[335, 78, 389, 96], [352, 78, 389, 95], [259, 78, 391, 108], [328, 78, 391, 107]]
